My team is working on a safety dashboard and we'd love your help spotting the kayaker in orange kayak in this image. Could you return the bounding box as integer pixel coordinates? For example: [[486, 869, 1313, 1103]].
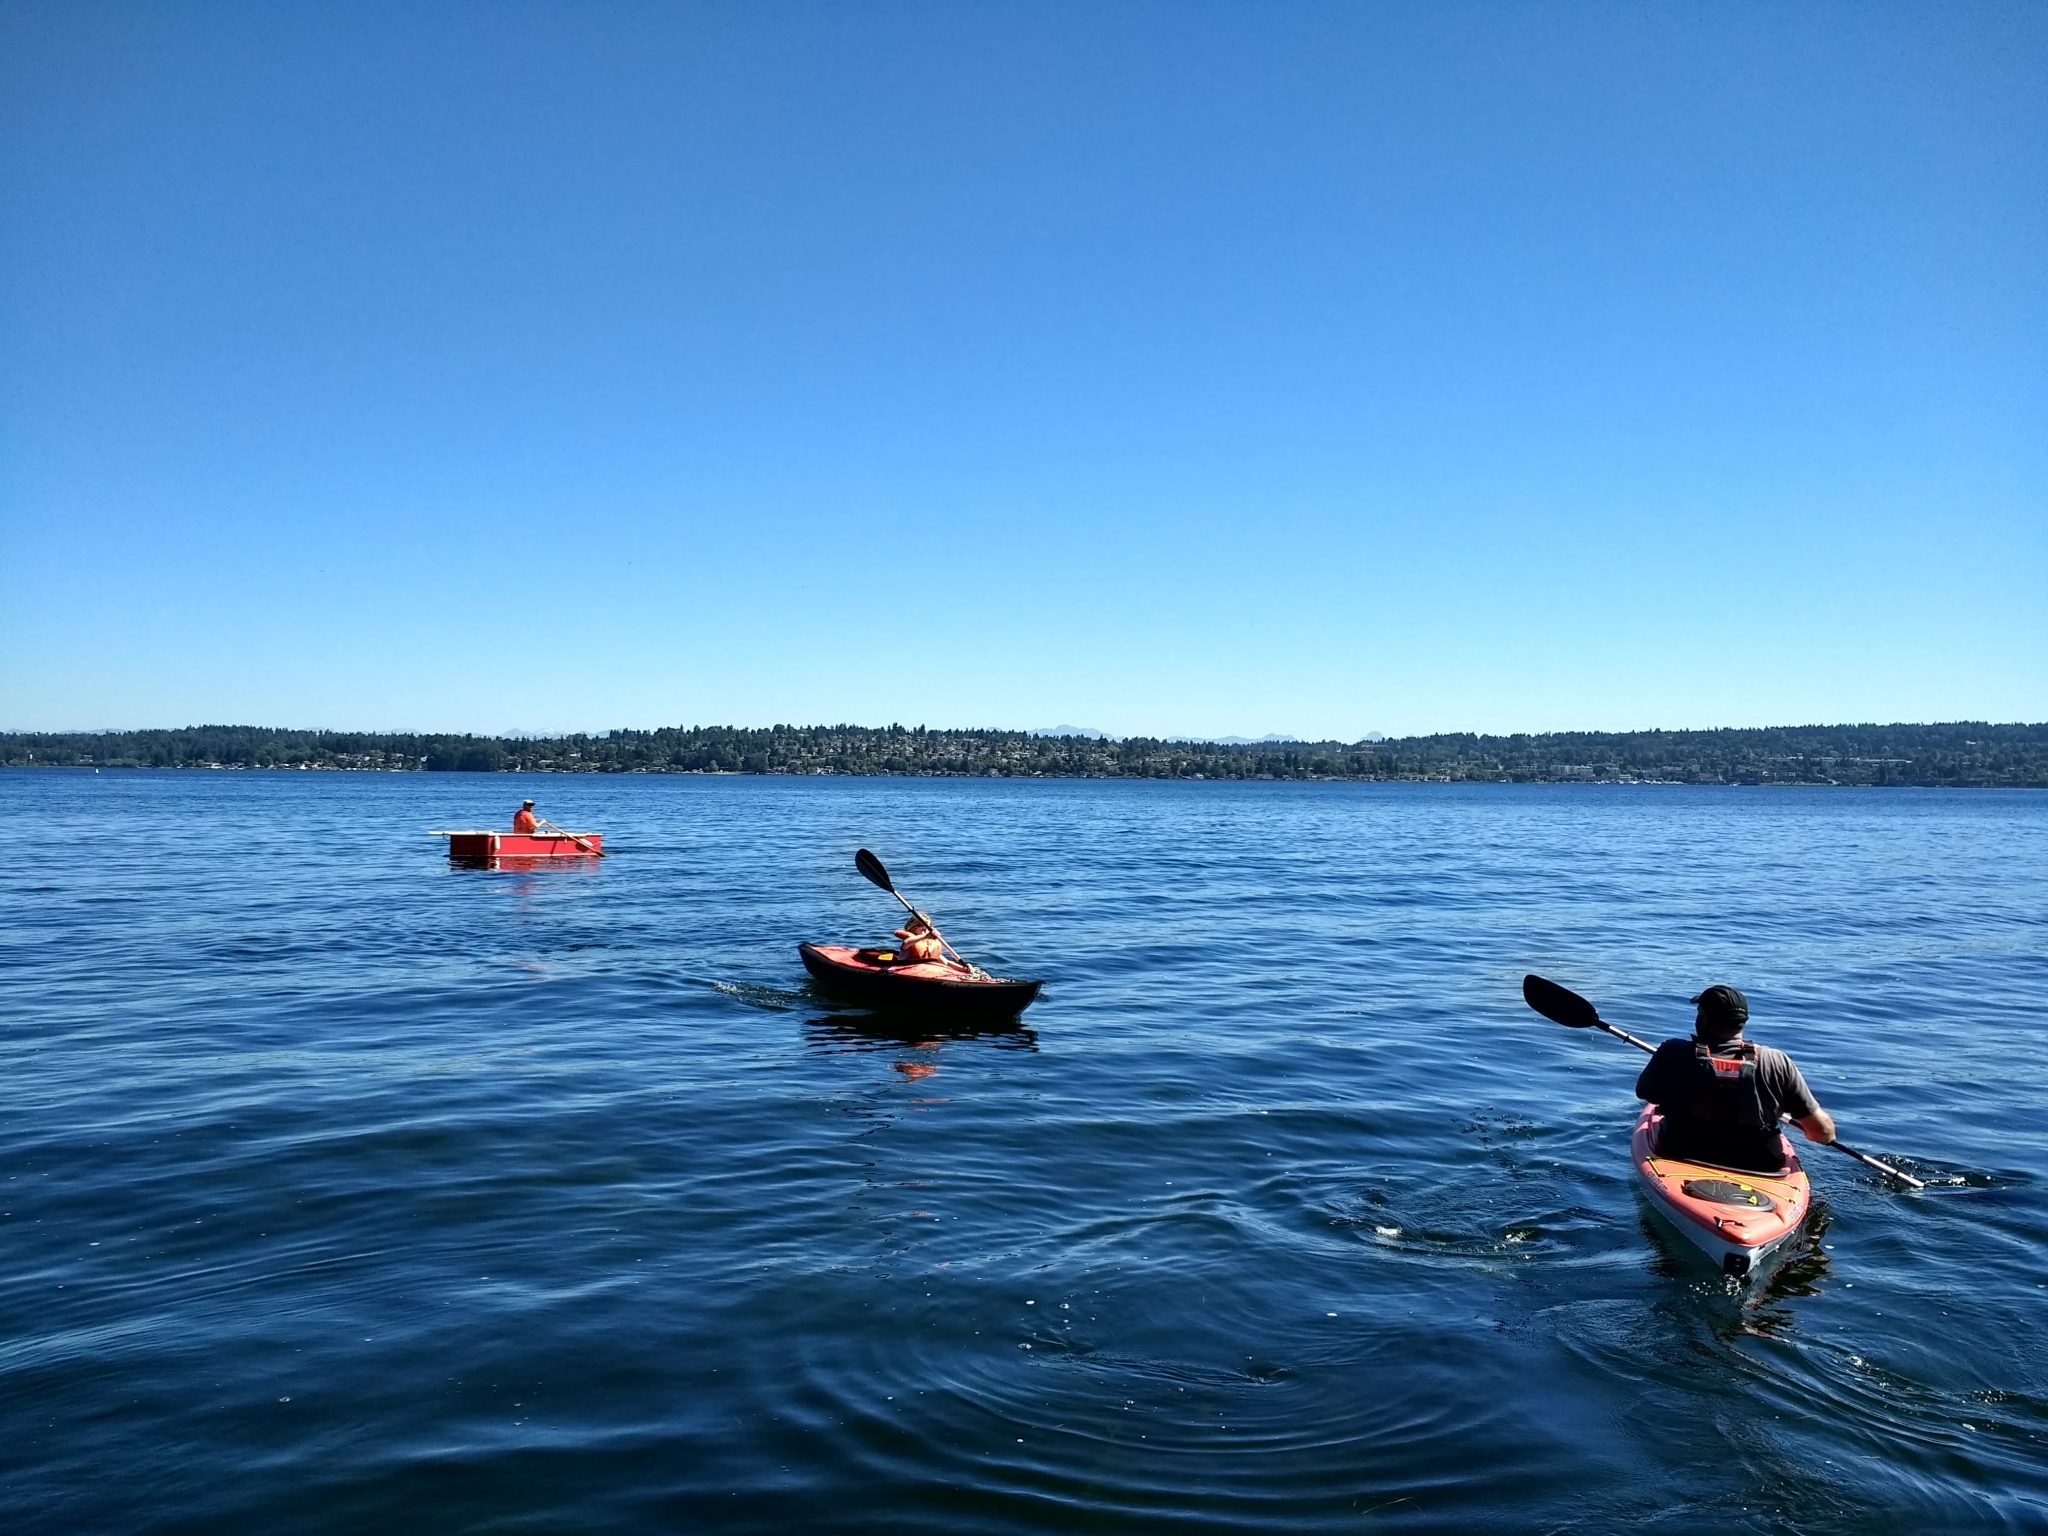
[[1634, 984, 1836, 1173], [512, 799, 539, 833]]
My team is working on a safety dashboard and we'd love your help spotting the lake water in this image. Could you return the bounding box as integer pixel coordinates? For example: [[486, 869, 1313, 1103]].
[[2, 771, 2043, 1533]]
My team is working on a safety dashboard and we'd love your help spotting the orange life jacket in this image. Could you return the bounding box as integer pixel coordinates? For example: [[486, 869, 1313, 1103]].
[[512, 809, 538, 832], [897, 932, 947, 962]]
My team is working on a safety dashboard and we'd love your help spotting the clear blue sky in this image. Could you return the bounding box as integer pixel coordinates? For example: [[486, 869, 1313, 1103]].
[[3, 1, 2042, 739]]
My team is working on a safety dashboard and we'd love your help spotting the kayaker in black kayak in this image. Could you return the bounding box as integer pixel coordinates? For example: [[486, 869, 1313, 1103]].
[[1634, 985, 1837, 1173], [893, 912, 959, 967]]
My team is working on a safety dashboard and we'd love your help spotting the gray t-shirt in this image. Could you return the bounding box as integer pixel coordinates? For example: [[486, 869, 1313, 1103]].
[[1636, 1037, 1820, 1170], [1638, 1040, 1818, 1122], [1636, 1037, 1818, 1120]]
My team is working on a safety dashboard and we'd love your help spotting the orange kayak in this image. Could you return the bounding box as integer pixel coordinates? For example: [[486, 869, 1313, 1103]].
[[1631, 1105, 1810, 1279]]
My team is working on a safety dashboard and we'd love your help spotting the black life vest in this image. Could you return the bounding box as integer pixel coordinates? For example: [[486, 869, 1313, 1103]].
[[1671, 1040, 1771, 1132]]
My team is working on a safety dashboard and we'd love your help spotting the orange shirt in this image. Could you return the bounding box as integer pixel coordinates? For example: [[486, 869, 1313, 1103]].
[[512, 808, 539, 832]]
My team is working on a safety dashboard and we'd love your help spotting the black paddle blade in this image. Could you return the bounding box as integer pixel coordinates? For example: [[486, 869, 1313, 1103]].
[[854, 848, 895, 892], [1523, 974, 1601, 1029]]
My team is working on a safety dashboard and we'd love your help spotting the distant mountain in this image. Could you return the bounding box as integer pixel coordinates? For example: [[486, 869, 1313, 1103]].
[[1036, 729, 1313, 745]]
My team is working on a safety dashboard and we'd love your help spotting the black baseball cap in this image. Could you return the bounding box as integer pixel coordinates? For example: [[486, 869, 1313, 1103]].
[[1691, 984, 1749, 1040]]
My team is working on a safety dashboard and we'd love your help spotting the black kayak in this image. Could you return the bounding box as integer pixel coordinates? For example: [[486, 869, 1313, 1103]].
[[798, 943, 1044, 1016]]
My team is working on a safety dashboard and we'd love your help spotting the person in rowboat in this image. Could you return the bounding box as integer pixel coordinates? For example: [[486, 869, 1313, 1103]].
[[512, 799, 539, 833], [1635, 985, 1837, 1173]]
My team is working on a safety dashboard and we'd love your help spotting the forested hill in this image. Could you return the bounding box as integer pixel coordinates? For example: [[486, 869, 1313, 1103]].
[[3, 722, 2045, 786]]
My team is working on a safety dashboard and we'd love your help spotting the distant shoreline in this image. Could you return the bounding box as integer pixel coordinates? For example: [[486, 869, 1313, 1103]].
[[12, 764, 2044, 791], [5, 722, 2044, 788]]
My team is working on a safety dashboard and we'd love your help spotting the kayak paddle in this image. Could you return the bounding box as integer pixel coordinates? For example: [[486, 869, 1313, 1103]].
[[1521, 972, 1657, 1051], [1521, 973, 1925, 1190], [854, 848, 978, 974], [535, 816, 606, 857]]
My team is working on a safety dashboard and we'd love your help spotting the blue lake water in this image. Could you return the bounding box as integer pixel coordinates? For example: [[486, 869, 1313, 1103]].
[[2, 770, 2043, 1533]]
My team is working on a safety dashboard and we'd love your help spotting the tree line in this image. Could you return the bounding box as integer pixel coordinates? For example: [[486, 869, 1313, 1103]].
[[3, 721, 2045, 786]]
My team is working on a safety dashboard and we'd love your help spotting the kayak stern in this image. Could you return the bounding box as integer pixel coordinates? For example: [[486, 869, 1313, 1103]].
[[1631, 1106, 1810, 1280]]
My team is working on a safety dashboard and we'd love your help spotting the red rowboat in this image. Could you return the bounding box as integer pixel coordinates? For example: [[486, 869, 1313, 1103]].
[[434, 829, 604, 860]]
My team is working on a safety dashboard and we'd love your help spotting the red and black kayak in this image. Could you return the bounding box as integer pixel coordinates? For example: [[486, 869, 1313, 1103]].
[[798, 942, 1044, 1016]]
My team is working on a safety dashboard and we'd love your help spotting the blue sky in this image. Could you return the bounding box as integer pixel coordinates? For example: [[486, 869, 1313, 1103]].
[[3, 1, 2042, 739]]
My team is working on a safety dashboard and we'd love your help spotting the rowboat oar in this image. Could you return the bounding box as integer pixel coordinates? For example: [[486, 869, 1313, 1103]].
[[854, 848, 981, 975], [534, 816, 606, 857], [1521, 974, 1925, 1189]]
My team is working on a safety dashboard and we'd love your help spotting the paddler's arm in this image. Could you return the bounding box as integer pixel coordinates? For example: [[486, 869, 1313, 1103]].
[[1769, 1051, 1833, 1143], [1634, 1040, 1683, 1101], [925, 932, 974, 972], [1792, 1107, 1836, 1145]]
